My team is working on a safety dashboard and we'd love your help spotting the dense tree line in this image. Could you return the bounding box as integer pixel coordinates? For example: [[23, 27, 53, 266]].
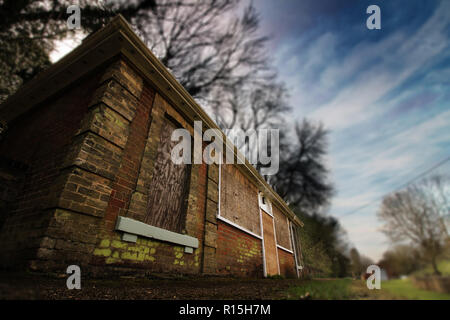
[[294, 210, 352, 277]]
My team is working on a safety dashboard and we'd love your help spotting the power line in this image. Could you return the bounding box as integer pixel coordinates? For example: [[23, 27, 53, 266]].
[[339, 155, 450, 218]]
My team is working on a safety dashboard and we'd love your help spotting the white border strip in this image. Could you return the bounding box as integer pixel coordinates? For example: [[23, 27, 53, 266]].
[[276, 244, 294, 254], [217, 216, 263, 240], [289, 221, 303, 278], [259, 207, 267, 277]]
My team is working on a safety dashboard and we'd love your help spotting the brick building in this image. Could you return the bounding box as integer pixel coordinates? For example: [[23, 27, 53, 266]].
[[0, 15, 304, 278]]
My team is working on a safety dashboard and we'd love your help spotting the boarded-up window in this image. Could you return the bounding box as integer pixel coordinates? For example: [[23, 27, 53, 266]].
[[144, 117, 191, 233], [220, 164, 261, 235], [262, 210, 278, 275], [273, 206, 291, 250]]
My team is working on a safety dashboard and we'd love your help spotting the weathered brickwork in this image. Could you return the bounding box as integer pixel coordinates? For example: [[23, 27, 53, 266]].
[[277, 248, 296, 278], [0, 160, 25, 231], [86, 78, 210, 275], [90, 232, 201, 274], [26, 59, 150, 273], [202, 163, 219, 274], [0, 71, 104, 269], [216, 221, 263, 278]]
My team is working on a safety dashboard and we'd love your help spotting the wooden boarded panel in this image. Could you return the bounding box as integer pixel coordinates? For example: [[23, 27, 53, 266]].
[[144, 117, 191, 233], [262, 211, 278, 276], [220, 164, 261, 235], [273, 206, 291, 250]]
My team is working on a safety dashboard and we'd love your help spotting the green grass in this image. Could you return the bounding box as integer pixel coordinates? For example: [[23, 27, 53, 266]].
[[286, 278, 450, 300], [382, 279, 450, 300], [413, 260, 450, 276], [287, 279, 352, 300]]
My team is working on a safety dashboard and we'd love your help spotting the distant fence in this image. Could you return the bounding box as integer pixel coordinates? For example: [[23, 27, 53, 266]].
[[411, 276, 450, 293]]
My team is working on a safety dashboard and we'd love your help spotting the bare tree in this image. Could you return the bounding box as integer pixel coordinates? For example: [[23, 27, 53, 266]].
[[127, 1, 271, 104], [271, 119, 334, 211], [378, 175, 450, 275], [0, 0, 156, 102], [379, 245, 422, 277], [212, 81, 290, 132]]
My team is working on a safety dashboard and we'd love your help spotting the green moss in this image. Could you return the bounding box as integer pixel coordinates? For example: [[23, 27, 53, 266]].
[[93, 248, 111, 257], [99, 239, 110, 248], [111, 240, 127, 249], [105, 257, 120, 264], [121, 251, 138, 260], [175, 252, 183, 259]]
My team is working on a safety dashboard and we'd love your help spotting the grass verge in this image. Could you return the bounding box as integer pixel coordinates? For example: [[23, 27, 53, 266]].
[[286, 278, 450, 300], [287, 278, 352, 300], [381, 278, 450, 300]]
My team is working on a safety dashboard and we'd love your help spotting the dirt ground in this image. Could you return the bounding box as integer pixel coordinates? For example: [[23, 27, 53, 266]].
[[0, 272, 306, 300]]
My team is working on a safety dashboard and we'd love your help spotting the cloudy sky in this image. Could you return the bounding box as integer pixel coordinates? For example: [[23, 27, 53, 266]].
[[254, 0, 450, 261]]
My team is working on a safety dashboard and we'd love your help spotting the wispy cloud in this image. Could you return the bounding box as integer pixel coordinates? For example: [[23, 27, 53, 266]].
[[257, 0, 450, 261]]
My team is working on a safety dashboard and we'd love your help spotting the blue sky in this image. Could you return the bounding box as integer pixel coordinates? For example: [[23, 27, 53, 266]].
[[254, 0, 450, 261]]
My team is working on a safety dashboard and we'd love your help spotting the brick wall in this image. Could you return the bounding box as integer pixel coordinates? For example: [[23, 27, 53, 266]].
[[0, 56, 215, 276], [277, 248, 296, 278], [216, 221, 263, 278], [273, 205, 291, 251], [0, 52, 300, 279], [0, 70, 104, 270], [88, 87, 209, 276], [22, 59, 147, 273]]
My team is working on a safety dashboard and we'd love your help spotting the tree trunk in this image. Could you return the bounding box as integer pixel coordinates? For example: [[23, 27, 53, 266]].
[[431, 256, 441, 276]]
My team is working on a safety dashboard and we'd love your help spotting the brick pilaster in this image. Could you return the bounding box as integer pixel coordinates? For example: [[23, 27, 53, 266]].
[[202, 163, 219, 274]]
